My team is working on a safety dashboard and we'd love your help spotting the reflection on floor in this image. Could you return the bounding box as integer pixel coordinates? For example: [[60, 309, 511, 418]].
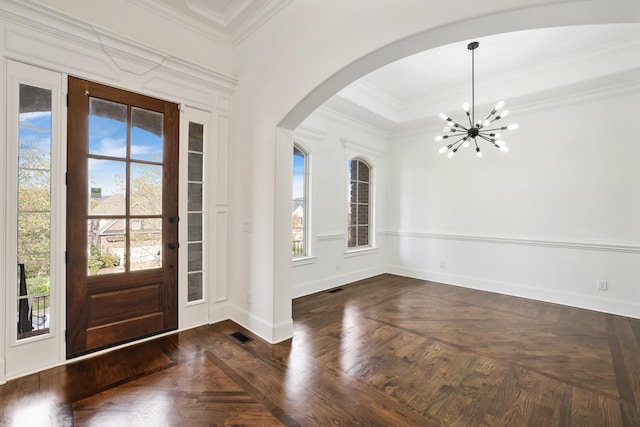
[[1, 274, 639, 425]]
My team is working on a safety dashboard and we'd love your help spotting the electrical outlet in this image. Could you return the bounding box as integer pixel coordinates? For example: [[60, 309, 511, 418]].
[[597, 280, 608, 291], [439, 261, 445, 268]]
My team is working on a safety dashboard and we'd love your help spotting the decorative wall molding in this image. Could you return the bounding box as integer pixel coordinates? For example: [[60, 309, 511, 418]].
[[294, 125, 328, 141], [215, 211, 229, 302], [215, 115, 230, 205], [382, 230, 640, 254], [315, 105, 387, 138], [316, 232, 344, 242], [1, 2, 238, 95], [341, 137, 388, 158], [133, 0, 292, 47], [217, 96, 231, 113], [388, 69, 640, 140]]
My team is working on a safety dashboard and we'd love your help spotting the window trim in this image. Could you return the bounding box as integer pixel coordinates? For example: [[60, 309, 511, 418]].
[[292, 142, 311, 259], [346, 157, 373, 251], [5, 61, 65, 348]]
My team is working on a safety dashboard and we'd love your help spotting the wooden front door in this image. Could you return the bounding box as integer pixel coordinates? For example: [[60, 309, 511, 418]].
[[66, 77, 179, 358]]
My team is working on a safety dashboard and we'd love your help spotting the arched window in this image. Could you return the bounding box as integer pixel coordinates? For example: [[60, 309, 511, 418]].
[[348, 158, 370, 248], [292, 145, 307, 257]]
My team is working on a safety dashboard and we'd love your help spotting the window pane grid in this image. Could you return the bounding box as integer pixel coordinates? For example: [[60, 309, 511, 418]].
[[348, 159, 370, 248], [17, 83, 53, 339], [292, 146, 306, 257], [187, 122, 205, 302]]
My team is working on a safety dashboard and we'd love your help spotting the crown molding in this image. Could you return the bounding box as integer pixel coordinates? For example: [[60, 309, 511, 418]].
[[134, 0, 291, 47], [314, 105, 388, 138], [294, 125, 328, 141], [0, 1, 238, 94], [340, 137, 388, 157], [335, 30, 640, 130], [387, 68, 640, 140]]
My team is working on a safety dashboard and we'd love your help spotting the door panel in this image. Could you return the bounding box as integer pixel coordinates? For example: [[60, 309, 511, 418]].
[[66, 77, 179, 358]]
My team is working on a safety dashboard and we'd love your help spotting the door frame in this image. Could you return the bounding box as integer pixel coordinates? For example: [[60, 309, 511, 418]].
[[66, 76, 179, 358]]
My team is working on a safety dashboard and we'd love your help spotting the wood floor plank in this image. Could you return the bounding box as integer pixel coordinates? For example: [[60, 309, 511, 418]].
[[0, 274, 638, 425]]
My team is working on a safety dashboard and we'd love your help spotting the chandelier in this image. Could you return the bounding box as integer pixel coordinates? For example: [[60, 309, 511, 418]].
[[436, 41, 518, 158]]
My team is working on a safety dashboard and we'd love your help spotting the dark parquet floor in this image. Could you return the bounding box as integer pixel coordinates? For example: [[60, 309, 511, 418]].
[[1, 274, 639, 426]]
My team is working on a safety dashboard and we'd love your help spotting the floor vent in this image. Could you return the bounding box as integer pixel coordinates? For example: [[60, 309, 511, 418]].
[[230, 331, 253, 343], [328, 288, 344, 294]]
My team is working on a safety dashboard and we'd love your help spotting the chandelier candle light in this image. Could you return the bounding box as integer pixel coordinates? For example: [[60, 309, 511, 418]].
[[436, 41, 519, 158]]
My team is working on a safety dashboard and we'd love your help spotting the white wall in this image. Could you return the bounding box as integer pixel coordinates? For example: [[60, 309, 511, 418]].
[[291, 109, 388, 298], [2, 0, 638, 381], [230, 0, 640, 343], [385, 78, 640, 318], [0, 1, 234, 381]]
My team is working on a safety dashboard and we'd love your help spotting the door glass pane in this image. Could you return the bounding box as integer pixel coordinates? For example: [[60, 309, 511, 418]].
[[130, 163, 162, 215], [88, 219, 126, 276], [188, 273, 203, 302], [130, 218, 162, 271], [88, 159, 126, 215], [188, 242, 202, 272], [188, 153, 203, 181], [188, 213, 202, 241], [17, 84, 52, 339], [89, 98, 127, 158], [188, 122, 203, 152], [131, 107, 163, 162], [188, 183, 202, 211]]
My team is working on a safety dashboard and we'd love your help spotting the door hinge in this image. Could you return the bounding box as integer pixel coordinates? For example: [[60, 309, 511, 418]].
[[65, 250, 68, 264], [66, 93, 69, 107], [64, 330, 68, 342], [65, 172, 68, 185]]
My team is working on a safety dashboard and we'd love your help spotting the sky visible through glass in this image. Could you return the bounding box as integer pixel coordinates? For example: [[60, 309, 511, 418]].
[[19, 111, 51, 166], [88, 114, 163, 197], [293, 149, 304, 199]]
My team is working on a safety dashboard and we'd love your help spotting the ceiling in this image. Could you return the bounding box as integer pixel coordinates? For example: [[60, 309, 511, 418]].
[[138, 0, 292, 46], [115, 3, 640, 132], [322, 24, 640, 132]]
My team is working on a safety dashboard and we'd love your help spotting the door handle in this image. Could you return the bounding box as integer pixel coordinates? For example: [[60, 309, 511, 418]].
[[168, 243, 179, 250], [168, 216, 179, 224]]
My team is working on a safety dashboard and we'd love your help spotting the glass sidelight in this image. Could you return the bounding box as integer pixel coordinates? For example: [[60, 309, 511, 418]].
[[187, 122, 204, 302], [17, 84, 53, 339]]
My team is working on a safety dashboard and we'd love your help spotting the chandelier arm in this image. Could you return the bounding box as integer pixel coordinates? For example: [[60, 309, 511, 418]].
[[482, 110, 497, 123], [450, 136, 468, 149], [449, 119, 469, 130], [478, 134, 500, 147], [479, 126, 508, 133]]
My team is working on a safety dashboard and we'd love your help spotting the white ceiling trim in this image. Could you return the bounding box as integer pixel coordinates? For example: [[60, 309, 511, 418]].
[[134, 0, 291, 47], [334, 31, 640, 129]]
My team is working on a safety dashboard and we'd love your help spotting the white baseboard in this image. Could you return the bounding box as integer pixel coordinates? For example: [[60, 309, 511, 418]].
[[293, 265, 386, 298], [387, 264, 640, 320], [209, 302, 231, 324], [230, 304, 293, 344]]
